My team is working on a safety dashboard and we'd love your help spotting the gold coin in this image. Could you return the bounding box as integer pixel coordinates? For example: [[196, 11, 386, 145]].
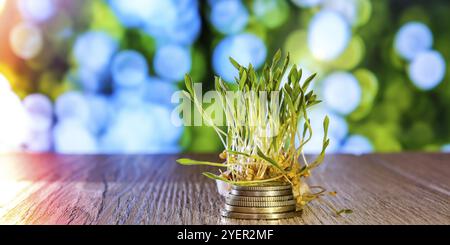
[[226, 194, 294, 202], [220, 210, 299, 220], [230, 189, 293, 197], [226, 199, 296, 207], [231, 183, 291, 191], [223, 204, 295, 213]]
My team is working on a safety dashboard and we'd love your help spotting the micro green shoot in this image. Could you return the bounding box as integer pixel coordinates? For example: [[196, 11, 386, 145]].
[[178, 50, 339, 210]]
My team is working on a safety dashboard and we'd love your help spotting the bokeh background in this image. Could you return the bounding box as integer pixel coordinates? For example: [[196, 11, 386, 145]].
[[0, 0, 449, 154]]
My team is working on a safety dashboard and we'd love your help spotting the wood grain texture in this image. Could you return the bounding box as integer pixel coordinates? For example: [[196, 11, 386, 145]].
[[0, 153, 448, 225]]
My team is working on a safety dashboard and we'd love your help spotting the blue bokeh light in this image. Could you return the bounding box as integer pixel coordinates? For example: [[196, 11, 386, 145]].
[[70, 68, 103, 93], [308, 10, 351, 61], [210, 0, 249, 34], [442, 144, 450, 153], [164, 8, 201, 45], [112, 87, 145, 108], [298, 106, 348, 153], [23, 94, 53, 132], [213, 33, 267, 82], [100, 100, 182, 153], [110, 0, 177, 29], [109, 0, 147, 28], [73, 31, 118, 73], [291, 0, 322, 8], [322, 0, 358, 25], [143, 76, 178, 105], [55, 91, 90, 125], [23, 93, 52, 117], [53, 120, 98, 153], [112, 50, 148, 88], [142, 1, 178, 31], [408, 50, 446, 90], [154, 44, 191, 81], [394, 22, 433, 61], [322, 72, 362, 115], [149, 103, 183, 145], [85, 95, 112, 135], [340, 134, 373, 155], [24, 131, 52, 152], [17, 0, 55, 23], [99, 106, 159, 153], [151, 0, 201, 45]]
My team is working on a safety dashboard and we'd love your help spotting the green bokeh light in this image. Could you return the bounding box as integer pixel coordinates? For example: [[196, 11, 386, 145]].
[[90, 0, 124, 40], [354, 0, 372, 28], [327, 35, 365, 70], [252, 0, 290, 29], [349, 68, 378, 120]]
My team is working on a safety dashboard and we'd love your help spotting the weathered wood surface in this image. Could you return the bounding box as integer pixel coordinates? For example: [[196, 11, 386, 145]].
[[0, 153, 448, 225]]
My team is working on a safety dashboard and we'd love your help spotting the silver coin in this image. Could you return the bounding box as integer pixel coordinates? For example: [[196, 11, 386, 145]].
[[226, 194, 294, 202], [230, 189, 293, 197], [226, 199, 296, 207], [220, 210, 299, 220], [232, 183, 291, 191], [223, 204, 295, 213]]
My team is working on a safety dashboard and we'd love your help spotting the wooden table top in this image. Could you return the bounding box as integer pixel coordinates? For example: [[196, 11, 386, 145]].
[[0, 153, 448, 225]]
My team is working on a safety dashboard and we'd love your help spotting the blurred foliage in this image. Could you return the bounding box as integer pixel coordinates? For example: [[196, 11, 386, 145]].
[[0, 0, 449, 153]]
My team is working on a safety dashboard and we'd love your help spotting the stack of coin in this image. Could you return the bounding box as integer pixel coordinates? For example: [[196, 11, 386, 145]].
[[221, 183, 298, 220]]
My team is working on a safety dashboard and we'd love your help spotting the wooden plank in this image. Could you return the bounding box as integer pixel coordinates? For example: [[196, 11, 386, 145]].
[[367, 153, 450, 195], [0, 154, 448, 225]]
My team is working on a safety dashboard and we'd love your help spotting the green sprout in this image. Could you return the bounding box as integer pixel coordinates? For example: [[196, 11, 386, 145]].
[[177, 50, 331, 208]]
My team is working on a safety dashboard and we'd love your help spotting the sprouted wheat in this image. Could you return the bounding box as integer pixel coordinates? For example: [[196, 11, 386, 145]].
[[177, 50, 350, 215]]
